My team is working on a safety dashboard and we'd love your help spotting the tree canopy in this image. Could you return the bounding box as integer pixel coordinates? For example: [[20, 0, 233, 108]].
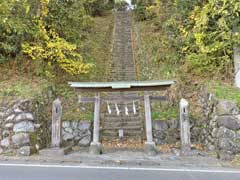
[[133, 0, 240, 77], [0, 0, 113, 77]]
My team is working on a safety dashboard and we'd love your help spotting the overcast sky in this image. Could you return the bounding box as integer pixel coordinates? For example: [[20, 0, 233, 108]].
[[125, 0, 134, 9], [125, 0, 131, 5]]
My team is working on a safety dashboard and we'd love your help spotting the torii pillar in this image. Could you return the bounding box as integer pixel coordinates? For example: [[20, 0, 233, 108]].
[[89, 92, 102, 154], [144, 92, 157, 155]]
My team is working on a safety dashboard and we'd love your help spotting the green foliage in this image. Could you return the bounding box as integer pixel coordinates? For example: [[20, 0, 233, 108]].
[[134, 0, 240, 78], [84, 0, 114, 16], [183, 0, 240, 75], [0, 0, 32, 62], [152, 106, 178, 121], [0, 0, 113, 78], [47, 0, 93, 44], [22, 30, 94, 77], [114, 0, 129, 10], [133, 0, 156, 21], [22, 0, 94, 77]]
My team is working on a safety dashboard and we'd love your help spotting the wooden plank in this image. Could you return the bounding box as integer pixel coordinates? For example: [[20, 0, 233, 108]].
[[74, 85, 171, 92], [150, 96, 168, 101], [78, 96, 168, 104], [103, 96, 143, 102], [78, 97, 95, 103]]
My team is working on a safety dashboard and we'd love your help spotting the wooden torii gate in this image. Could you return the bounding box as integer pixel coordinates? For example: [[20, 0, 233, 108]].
[[69, 80, 175, 155]]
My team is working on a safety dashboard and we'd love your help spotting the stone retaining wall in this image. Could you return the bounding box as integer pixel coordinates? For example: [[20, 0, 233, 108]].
[[0, 99, 39, 156], [62, 121, 92, 147], [202, 98, 240, 160], [153, 119, 179, 145], [1, 95, 239, 160], [0, 97, 93, 156]]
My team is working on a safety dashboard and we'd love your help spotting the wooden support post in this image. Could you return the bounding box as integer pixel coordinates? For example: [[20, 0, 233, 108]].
[[180, 99, 191, 155], [90, 92, 102, 154], [144, 92, 157, 155], [52, 98, 62, 148]]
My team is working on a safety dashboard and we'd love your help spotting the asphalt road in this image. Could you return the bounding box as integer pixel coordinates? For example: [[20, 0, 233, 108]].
[[0, 164, 239, 180]]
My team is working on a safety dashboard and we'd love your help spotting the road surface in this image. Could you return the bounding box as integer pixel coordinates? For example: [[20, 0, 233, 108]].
[[0, 163, 239, 180]]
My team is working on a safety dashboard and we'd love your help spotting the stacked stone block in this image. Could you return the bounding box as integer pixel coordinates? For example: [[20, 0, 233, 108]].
[[0, 99, 39, 156], [199, 92, 240, 160], [62, 121, 92, 147]]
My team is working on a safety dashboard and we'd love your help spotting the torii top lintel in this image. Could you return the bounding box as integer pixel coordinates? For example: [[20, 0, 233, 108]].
[[68, 80, 176, 92]]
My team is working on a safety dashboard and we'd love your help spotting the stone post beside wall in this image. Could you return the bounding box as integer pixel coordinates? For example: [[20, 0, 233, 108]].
[[51, 98, 62, 148], [180, 99, 191, 155]]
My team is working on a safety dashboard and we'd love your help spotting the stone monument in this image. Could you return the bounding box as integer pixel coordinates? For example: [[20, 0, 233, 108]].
[[51, 98, 62, 148], [180, 99, 191, 155], [39, 98, 71, 156]]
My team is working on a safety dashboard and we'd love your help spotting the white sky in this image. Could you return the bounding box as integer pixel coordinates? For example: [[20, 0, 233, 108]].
[[125, 0, 134, 9], [125, 0, 132, 5]]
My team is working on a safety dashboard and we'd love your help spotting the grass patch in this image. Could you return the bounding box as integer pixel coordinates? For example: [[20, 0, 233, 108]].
[[0, 75, 50, 98], [208, 83, 240, 106], [152, 106, 178, 121], [133, 19, 179, 80], [82, 12, 114, 81]]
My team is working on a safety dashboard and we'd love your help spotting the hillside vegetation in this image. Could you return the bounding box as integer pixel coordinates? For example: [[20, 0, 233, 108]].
[[0, 0, 115, 122], [133, 0, 240, 81], [0, 0, 114, 96], [0, 0, 240, 118], [0, 0, 114, 78], [132, 0, 240, 120]]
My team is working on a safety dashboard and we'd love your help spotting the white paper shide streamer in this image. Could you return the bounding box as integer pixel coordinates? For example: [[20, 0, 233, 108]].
[[133, 101, 137, 114], [107, 101, 112, 114], [115, 103, 120, 116], [125, 104, 129, 116]]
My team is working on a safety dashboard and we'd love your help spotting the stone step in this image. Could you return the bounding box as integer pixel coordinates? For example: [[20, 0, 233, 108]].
[[103, 125, 143, 130], [103, 10, 141, 140], [102, 132, 144, 138], [104, 115, 141, 121], [102, 129, 144, 137], [103, 121, 143, 128], [104, 111, 141, 117]]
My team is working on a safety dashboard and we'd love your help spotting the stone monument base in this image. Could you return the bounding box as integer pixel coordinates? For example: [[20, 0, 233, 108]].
[[89, 142, 102, 155], [144, 142, 157, 156], [39, 147, 72, 157]]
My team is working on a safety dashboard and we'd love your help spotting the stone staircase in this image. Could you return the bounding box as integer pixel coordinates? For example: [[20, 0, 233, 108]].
[[102, 10, 144, 140]]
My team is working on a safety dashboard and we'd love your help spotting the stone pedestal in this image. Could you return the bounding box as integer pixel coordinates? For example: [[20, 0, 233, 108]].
[[89, 142, 102, 155], [144, 142, 157, 156]]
